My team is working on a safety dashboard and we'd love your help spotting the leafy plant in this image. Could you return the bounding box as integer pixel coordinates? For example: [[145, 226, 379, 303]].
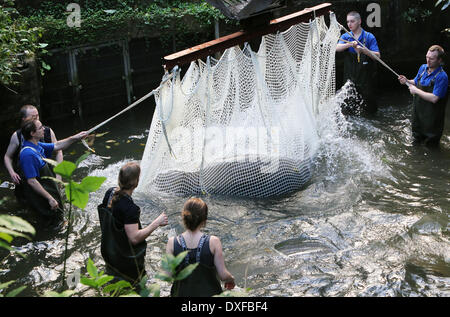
[[77, 251, 197, 297], [0, 197, 35, 297], [155, 251, 198, 284], [0, 0, 45, 86], [16, 0, 235, 51], [79, 258, 161, 297], [44, 153, 106, 288]]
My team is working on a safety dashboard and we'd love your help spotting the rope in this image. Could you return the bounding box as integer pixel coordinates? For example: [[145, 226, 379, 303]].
[[338, 23, 411, 87], [80, 68, 180, 152], [85, 69, 179, 136]]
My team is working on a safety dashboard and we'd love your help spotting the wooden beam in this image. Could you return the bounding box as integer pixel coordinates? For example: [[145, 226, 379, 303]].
[[163, 2, 332, 71]]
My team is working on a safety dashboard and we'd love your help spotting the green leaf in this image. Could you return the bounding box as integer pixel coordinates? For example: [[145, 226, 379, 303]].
[[80, 277, 98, 288], [65, 181, 89, 209], [75, 152, 91, 167], [0, 240, 13, 252], [80, 176, 106, 193], [86, 258, 98, 278], [103, 280, 132, 295], [0, 232, 13, 243], [53, 161, 77, 179], [95, 275, 114, 287], [0, 215, 35, 235], [155, 272, 173, 283], [175, 263, 198, 281], [0, 227, 32, 241], [147, 283, 160, 297], [6, 286, 26, 297], [173, 251, 189, 269], [0, 281, 15, 291]]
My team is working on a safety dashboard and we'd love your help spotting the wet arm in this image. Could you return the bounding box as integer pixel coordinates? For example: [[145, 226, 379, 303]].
[[124, 212, 168, 245], [4, 133, 20, 184], [409, 86, 440, 103], [336, 42, 353, 52], [54, 131, 87, 151], [211, 236, 234, 283], [27, 178, 58, 209]]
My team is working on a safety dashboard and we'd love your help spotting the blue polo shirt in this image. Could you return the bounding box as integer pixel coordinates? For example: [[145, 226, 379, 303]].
[[338, 29, 380, 55], [19, 140, 54, 179], [414, 64, 449, 99]]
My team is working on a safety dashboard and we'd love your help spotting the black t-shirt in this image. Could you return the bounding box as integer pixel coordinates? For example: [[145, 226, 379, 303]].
[[102, 187, 141, 229]]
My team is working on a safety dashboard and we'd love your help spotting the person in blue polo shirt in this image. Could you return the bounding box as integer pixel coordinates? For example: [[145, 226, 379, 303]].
[[336, 11, 381, 114], [398, 45, 449, 146], [19, 119, 88, 227]]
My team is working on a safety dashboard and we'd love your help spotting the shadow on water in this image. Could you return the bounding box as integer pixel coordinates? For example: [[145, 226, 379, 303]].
[[1, 89, 449, 296]]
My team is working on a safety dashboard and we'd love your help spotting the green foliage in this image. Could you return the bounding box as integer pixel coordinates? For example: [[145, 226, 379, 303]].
[[0, 281, 26, 297], [0, 195, 35, 297], [79, 258, 161, 297], [156, 251, 198, 283], [0, 214, 35, 247], [78, 252, 198, 297], [17, 0, 235, 50], [44, 156, 106, 210], [401, 0, 447, 23], [44, 153, 106, 288], [80, 258, 124, 296], [0, 0, 45, 86]]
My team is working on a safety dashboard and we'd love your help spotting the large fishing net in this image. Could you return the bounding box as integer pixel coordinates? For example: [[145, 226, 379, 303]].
[[138, 13, 341, 197]]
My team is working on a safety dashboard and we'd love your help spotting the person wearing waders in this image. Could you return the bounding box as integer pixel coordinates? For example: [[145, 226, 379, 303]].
[[398, 45, 449, 146], [166, 197, 235, 297], [98, 162, 168, 290], [19, 119, 87, 228], [336, 11, 381, 114], [4, 105, 63, 205]]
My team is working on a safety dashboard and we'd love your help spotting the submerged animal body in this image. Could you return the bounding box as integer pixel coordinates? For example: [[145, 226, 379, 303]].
[[152, 156, 312, 198]]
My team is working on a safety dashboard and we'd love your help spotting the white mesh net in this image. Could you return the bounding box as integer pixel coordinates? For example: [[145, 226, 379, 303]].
[[138, 13, 341, 197]]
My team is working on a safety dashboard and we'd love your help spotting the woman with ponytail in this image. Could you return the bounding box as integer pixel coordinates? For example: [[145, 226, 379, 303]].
[[98, 162, 168, 288], [166, 197, 235, 296]]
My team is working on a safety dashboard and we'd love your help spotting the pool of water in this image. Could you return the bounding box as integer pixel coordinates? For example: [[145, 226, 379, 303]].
[[1, 89, 449, 297]]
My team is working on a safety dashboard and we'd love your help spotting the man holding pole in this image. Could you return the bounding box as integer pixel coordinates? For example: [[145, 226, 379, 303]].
[[336, 11, 381, 114], [398, 45, 448, 146]]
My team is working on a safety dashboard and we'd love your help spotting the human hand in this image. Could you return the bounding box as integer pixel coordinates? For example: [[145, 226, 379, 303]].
[[156, 212, 168, 227], [355, 45, 365, 55], [398, 75, 407, 85], [48, 197, 59, 210], [73, 131, 89, 141], [10, 171, 21, 184], [224, 278, 235, 290], [408, 84, 419, 95]]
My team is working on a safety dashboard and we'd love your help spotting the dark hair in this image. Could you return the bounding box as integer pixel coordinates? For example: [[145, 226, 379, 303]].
[[111, 162, 141, 206], [182, 197, 208, 231], [21, 119, 38, 141]]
